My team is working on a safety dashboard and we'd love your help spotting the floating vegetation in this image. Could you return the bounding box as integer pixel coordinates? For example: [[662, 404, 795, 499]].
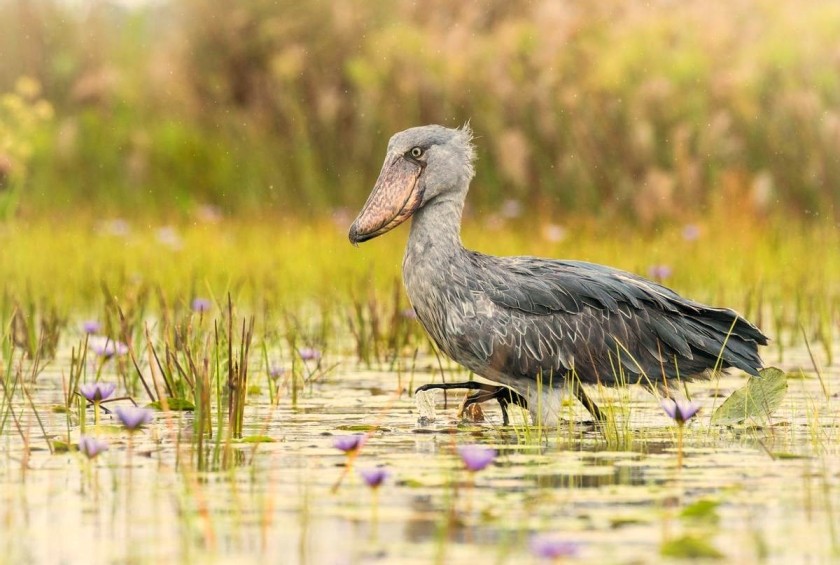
[[711, 368, 789, 426]]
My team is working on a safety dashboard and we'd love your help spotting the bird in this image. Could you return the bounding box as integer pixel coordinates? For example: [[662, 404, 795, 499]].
[[348, 124, 768, 425]]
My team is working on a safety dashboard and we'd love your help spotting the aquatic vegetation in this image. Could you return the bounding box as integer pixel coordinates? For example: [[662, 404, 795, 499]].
[[457, 445, 497, 473], [529, 535, 580, 560], [358, 467, 390, 489], [78, 382, 116, 403], [333, 434, 366, 454], [77, 436, 109, 460], [647, 264, 673, 281], [661, 398, 701, 468], [191, 297, 212, 313], [710, 368, 789, 426], [88, 336, 129, 358], [660, 399, 702, 425], [79, 381, 116, 426], [115, 407, 154, 431], [298, 347, 321, 362], [660, 535, 725, 560]]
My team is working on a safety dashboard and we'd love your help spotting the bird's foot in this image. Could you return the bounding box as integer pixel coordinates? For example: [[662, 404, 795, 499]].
[[415, 382, 528, 426]]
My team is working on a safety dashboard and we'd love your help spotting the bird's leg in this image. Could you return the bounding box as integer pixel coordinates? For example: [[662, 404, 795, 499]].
[[571, 382, 606, 423], [459, 386, 529, 426], [415, 382, 528, 425]]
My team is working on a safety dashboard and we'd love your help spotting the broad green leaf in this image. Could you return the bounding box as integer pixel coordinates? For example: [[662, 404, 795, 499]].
[[148, 398, 195, 411], [680, 498, 720, 523], [711, 368, 787, 426], [335, 424, 388, 432], [241, 435, 275, 443], [661, 535, 725, 559], [52, 440, 72, 453]]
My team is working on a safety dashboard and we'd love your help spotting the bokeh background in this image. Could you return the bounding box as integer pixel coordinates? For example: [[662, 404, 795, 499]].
[[2, 0, 839, 227]]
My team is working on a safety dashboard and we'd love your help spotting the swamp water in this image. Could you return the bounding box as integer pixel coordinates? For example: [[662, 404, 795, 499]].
[[1, 334, 838, 564]]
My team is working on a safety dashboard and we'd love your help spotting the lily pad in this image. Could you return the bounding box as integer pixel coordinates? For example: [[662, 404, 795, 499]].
[[661, 535, 724, 559], [680, 498, 720, 523], [52, 440, 73, 453], [711, 367, 787, 426], [148, 398, 195, 411], [335, 424, 388, 432], [241, 435, 275, 443]]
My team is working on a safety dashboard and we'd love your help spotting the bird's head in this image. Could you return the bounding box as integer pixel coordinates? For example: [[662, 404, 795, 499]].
[[348, 124, 475, 245]]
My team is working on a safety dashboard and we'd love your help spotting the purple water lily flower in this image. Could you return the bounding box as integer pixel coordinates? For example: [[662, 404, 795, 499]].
[[541, 223, 567, 243], [530, 535, 580, 559], [648, 264, 673, 281], [100, 218, 130, 237], [661, 399, 702, 424], [457, 444, 497, 472], [682, 223, 701, 241], [156, 226, 183, 250], [88, 336, 129, 358], [82, 320, 102, 335], [79, 382, 117, 403], [358, 467, 390, 489], [115, 406, 154, 431], [78, 436, 109, 459], [298, 347, 322, 361], [268, 366, 286, 380], [333, 434, 366, 453], [400, 308, 418, 320], [191, 297, 212, 313]]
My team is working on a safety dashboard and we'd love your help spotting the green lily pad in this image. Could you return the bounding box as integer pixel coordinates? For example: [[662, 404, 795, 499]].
[[680, 498, 720, 523], [711, 367, 787, 426], [661, 535, 724, 559], [148, 398, 195, 411], [52, 440, 73, 453], [335, 424, 387, 432], [241, 435, 275, 443], [773, 452, 809, 460]]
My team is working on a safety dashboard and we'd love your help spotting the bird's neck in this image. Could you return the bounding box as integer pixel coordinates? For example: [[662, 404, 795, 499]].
[[406, 193, 465, 259]]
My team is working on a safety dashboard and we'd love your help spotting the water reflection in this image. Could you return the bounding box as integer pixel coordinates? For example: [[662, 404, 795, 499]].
[[0, 335, 837, 563]]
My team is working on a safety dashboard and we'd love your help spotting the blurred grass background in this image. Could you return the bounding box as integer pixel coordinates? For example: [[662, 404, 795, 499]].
[[1, 0, 839, 225], [0, 0, 838, 337]]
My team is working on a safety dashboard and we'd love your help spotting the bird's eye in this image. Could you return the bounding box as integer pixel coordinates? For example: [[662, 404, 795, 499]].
[[409, 146, 424, 159]]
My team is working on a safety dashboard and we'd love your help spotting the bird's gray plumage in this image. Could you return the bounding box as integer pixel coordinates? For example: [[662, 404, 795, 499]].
[[350, 124, 768, 423]]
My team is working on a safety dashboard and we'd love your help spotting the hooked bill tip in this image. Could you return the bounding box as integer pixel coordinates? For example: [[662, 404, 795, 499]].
[[348, 224, 368, 246]]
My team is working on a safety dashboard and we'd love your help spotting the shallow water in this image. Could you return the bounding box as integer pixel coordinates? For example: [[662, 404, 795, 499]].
[[1, 337, 838, 564]]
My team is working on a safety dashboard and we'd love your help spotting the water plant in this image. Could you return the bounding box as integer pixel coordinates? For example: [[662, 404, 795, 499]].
[[661, 399, 701, 468], [358, 467, 389, 489], [115, 406, 154, 432], [78, 382, 116, 426], [457, 445, 496, 473], [358, 467, 390, 526], [77, 435, 109, 460], [529, 535, 580, 560], [191, 298, 212, 313], [331, 434, 367, 493], [88, 336, 129, 359]]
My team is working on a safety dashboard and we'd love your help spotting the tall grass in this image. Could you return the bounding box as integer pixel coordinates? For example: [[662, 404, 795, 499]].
[[0, 0, 838, 222], [0, 214, 835, 358]]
